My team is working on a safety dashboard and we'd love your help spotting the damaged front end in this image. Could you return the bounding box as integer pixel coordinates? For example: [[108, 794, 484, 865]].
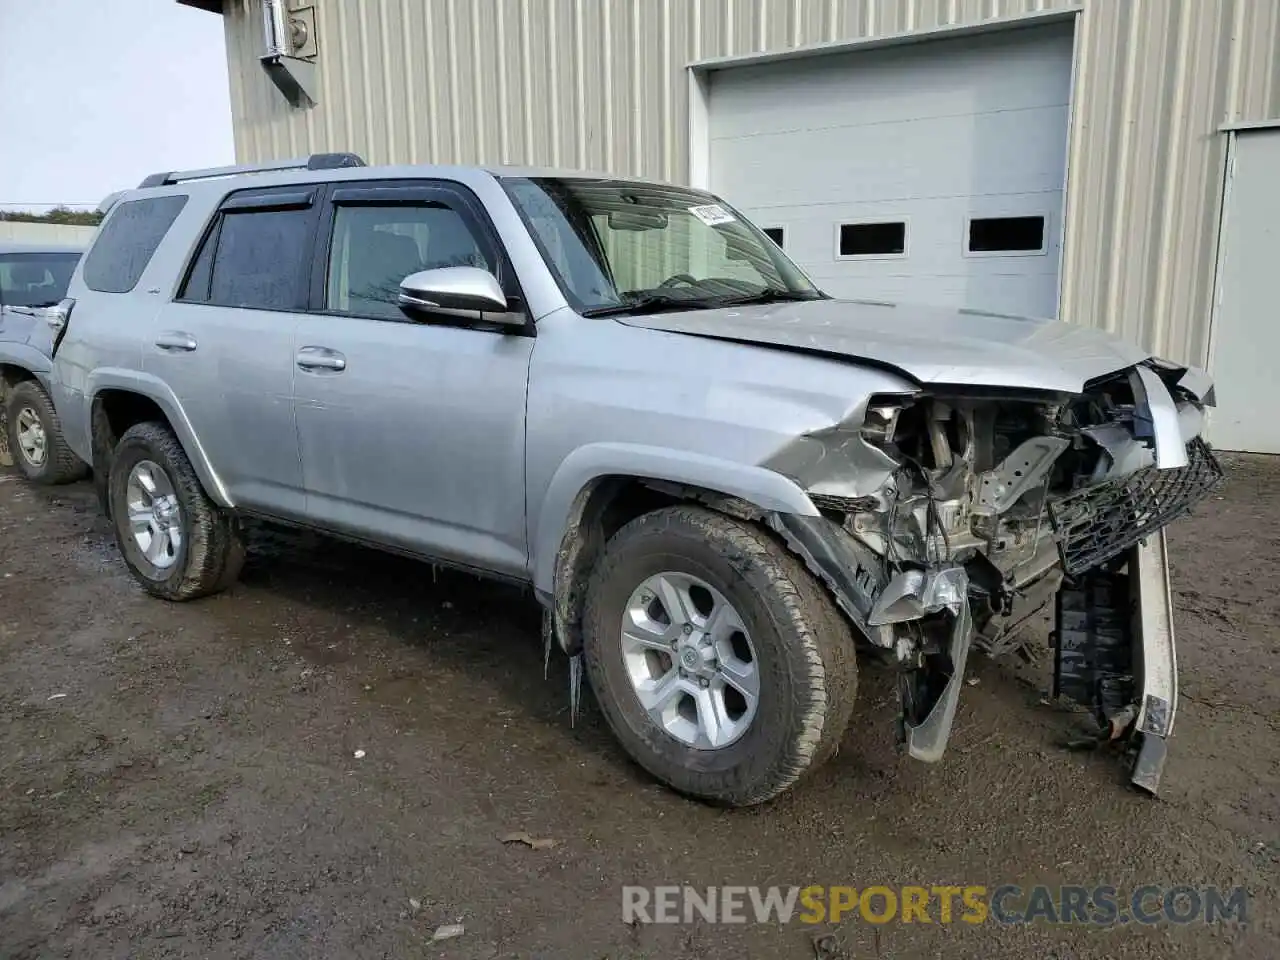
[[766, 361, 1223, 793]]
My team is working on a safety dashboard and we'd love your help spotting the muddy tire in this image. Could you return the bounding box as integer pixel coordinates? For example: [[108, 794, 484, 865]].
[[582, 505, 858, 806], [3, 380, 88, 485], [108, 421, 245, 601]]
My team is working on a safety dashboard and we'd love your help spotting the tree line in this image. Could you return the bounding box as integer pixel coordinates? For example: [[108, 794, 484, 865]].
[[0, 207, 103, 226]]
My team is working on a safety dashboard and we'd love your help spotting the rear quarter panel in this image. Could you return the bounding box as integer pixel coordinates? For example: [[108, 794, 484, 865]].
[[54, 189, 214, 464]]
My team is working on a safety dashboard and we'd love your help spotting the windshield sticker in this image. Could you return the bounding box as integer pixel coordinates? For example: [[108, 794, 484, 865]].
[[687, 203, 736, 226]]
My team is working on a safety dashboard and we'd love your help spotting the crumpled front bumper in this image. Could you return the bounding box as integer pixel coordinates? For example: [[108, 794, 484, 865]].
[[772, 509, 1184, 793]]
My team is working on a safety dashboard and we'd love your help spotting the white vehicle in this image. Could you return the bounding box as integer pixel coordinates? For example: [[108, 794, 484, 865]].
[[0, 242, 87, 483]]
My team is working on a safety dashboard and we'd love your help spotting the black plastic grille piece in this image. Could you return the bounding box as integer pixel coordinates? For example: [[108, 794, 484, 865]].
[[1048, 437, 1224, 576], [1053, 568, 1134, 726]]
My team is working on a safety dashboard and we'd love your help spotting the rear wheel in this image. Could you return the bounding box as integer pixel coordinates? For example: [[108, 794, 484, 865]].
[[3, 380, 88, 484], [108, 421, 245, 601], [582, 505, 858, 806]]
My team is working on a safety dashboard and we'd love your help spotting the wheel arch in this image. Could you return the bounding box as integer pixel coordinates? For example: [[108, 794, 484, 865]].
[[532, 443, 820, 655], [0, 347, 52, 394], [87, 373, 232, 511]]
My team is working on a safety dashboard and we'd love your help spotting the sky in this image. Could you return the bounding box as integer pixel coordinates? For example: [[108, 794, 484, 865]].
[[0, 0, 234, 211]]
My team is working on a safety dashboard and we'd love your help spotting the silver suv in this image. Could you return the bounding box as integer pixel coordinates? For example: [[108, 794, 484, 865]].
[[51, 155, 1222, 806], [0, 242, 88, 483]]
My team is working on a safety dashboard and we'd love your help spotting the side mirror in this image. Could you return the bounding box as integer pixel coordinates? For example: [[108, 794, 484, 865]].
[[398, 266, 509, 316]]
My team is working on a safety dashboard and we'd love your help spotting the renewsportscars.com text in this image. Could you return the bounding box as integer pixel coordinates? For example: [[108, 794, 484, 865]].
[[622, 884, 1248, 927]]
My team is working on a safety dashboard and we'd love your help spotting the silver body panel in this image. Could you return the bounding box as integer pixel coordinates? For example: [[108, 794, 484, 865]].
[[616, 298, 1154, 394], [52, 163, 1208, 590]]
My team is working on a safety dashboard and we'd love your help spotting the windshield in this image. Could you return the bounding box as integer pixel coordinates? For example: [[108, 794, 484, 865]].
[[502, 177, 822, 315], [0, 252, 79, 308]]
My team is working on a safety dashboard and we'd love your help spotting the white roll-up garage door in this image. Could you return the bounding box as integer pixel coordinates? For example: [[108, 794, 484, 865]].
[[707, 23, 1074, 319]]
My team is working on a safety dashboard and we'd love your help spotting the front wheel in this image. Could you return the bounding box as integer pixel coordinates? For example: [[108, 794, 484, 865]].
[[3, 380, 88, 484], [108, 422, 245, 601], [582, 505, 858, 806]]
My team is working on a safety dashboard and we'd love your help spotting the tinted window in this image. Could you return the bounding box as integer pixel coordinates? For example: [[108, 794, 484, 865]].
[[180, 221, 217, 302], [83, 195, 187, 293], [839, 221, 906, 257], [762, 227, 785, 248], [324, 204, 493, 318], [968, 216, 1045, 253], [204, 208, 313, 310], [0, 252, 79, 307]]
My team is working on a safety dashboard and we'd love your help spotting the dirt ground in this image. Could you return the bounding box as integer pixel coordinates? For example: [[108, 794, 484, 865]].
[[0, 455, 1276, 960]]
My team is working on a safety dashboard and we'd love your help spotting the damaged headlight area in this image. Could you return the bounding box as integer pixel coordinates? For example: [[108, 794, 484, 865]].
[[766, 362, 1224, 793]]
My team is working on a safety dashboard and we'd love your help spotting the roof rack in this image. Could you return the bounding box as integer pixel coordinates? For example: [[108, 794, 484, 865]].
[[137, 152, 366, 188]]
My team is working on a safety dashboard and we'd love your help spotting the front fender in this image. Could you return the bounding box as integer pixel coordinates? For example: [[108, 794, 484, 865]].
[[0, 342, 52, 383], [530, 441, 818, 597], [86, 368, 233, 508]]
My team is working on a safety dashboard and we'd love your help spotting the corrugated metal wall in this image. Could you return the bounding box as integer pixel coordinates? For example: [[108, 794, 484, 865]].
[[220, 0, 1280, 367]]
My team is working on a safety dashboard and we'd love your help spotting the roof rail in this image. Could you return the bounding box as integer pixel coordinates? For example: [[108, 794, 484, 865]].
[[137, 152, 366, 188], [97, 190, 126, 215]]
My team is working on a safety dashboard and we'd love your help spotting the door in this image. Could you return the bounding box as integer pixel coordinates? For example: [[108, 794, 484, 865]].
[[707, 23, 1073, 317], [148, 186, 320, 518], [293, 181, 534, 577], [1209, 128, 1280, 453]]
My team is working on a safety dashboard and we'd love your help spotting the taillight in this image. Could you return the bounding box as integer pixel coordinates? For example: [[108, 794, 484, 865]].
[[48, 297, 75, 357]]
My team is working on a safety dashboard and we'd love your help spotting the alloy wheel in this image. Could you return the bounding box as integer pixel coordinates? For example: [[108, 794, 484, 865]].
[[619, 571, 760, 749]]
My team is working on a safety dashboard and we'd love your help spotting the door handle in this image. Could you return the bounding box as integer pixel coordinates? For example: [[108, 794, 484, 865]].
[[296, 346, 347, 372], [155, 331, 198, 352]]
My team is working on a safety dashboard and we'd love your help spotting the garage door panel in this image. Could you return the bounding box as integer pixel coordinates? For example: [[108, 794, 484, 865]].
[[707, 23, 1072, 318], [709, 26, 1073, 140], [758, 195, 1057, 276], [714, 107, 1070, 207], [1207, 130, 1280, 452]]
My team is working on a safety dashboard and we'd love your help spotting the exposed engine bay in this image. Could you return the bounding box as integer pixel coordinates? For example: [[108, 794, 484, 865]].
[[766, 360, 1224, 793]]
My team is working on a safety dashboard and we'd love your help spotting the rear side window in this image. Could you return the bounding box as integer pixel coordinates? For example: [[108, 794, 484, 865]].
[[180, 200, 314, 311], [83, 195, 187, 293]]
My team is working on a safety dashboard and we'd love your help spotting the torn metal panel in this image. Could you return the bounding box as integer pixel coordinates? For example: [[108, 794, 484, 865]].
[[767, 513, 891, 645], [1175, 366, 1215, 405], [868, 566, 966, 626], [973, 436, 1070, 515], [1131, 365, 1189, 469], [762, 420, 903, 504], [903, 586, 974, 764], [1081, 423, 1154, 479]]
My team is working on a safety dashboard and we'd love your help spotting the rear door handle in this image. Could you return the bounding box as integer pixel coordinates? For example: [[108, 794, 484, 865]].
[[296, 346, 347, 372], [155, 331, 198, 352]]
